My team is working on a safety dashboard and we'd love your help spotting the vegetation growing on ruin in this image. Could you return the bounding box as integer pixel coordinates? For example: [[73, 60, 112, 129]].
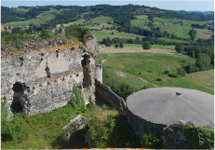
[[2, 94, 213, 149], [1, 25, 90, 49], [182, 125, 214, 149]]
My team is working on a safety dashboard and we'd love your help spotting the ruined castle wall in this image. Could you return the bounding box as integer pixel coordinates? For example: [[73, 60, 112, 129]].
[[95, 64, 103, 83], [95, 80, 126, 113], [1, 34, 98, 118]]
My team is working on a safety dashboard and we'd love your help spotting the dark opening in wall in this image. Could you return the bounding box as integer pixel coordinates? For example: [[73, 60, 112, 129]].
[[11, 82, 26, 113], [82, 54, 91, 88], [45, 66, 51, 78]]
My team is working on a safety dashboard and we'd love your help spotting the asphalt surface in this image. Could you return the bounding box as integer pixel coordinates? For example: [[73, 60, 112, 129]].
[[126, 87, 214, 126]]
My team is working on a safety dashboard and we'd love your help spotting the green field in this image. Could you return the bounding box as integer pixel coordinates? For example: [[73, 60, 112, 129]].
[[131, 19, 150, 29], [158, 24, 191, 39], [96, 53, 214, 95], [123, 44, 175, 50], [158, 37, 190, 44], [151, 44, 175, 50], [154, 17, 208, 27], [15, 7, 30, 12], [93, 30, 144, 42], [182, 69, 214, 91], [3, 13, 55, 26], [90, 16, 113, 24]]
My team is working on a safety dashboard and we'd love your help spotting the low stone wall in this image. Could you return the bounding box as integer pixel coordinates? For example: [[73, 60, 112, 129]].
[[126, 107, 166, 138], [95, 80, 126, 113]]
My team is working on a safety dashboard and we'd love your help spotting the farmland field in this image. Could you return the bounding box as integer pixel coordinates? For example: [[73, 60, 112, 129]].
[[123, 44, 176, 50], [93, 30, 144, 42], [158, 38, 190, 44], [98, 45, 177, 54], [195, 28, 213, 40], [2, 13, 55, 26], [131, 19, 150, 29], [182, 69, 214, 91]]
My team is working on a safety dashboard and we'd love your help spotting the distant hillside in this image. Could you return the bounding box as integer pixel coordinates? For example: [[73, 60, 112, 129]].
[[1, 4, 214, 25]]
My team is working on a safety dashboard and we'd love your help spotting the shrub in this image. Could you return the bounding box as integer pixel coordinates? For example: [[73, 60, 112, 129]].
[[141, 133, 163, 148], [68, 85, 85, 109], [168, 73, 177, 78], [65, 25, 90, 42], [183, 125, 214, 149], [177, 67, 186, 76], [163, 70, 169, 74], [115, 44, 118, 48], [40, 29, 50, 39], [156, 78, 162, 81]]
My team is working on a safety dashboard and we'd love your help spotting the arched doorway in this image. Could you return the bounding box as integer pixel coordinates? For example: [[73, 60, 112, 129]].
[[11, 82, 26, 113]]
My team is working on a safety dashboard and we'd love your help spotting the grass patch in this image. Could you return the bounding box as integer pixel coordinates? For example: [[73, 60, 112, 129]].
[[182, 69, 214, 91], [96, 53, 213, 95], [131, 19, 150, 29], [151, 45, 175, 50], [158, 37, 190, 44], [90, 15, 113, 24], [93, 30, 144, 42], [159, 24, 191, 39], [3, 13, 55, 26], [123, 44, 175, 50], [195, 28, 213, 40]]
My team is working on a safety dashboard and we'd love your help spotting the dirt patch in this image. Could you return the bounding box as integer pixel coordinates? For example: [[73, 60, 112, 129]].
[[102, 60, 106, 64], [195, 28, 213, 40], [98, 46, 177, 55], [135, 15, 148, 20], [116, 71, 127, 77]]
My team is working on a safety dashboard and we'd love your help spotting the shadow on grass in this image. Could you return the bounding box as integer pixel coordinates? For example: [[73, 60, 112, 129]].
[[51, 128, 88, 149]]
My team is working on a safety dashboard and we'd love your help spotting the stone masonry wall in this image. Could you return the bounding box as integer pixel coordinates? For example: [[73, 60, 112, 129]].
[[95, 80, 126, 113], [1, 34, 98, 118], [126, 106, 166, 138]]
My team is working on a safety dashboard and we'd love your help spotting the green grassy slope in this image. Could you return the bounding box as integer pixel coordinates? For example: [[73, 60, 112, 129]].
[[96, 53, 214, 94]]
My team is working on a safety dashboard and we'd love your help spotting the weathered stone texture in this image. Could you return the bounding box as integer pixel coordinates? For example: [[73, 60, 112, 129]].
[[161, 121, 192, 149], [95, 80, 126, 113], [1, 34, 98, 118], [126, 106, 166, 138]]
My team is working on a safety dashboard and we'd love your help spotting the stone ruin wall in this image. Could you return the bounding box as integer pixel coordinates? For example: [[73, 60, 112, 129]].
[[1, 34, 98, 118], [95, 79, 126, 113]]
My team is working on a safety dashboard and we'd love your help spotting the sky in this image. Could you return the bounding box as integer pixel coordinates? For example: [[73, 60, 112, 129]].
[[1, 0, 214, 12]]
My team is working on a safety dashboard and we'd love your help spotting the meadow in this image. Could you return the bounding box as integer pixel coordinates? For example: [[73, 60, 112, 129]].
[[96, 53, 214, 95], [2, 13, 55, 26], [93, 30, 144, 42]]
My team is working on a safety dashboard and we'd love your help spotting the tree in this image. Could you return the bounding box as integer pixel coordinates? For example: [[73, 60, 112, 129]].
[[40, 29, 50, 39], [189, 28, 196, 41], [119, 41, 124, 48], [115, 44, 119, 48], [175, 44, 183, 53], [142, 41, 151, 50], [196, 53, 211, 70]]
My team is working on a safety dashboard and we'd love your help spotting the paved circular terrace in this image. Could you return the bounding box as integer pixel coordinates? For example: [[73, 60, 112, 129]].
[[127, 87, 214, 126]]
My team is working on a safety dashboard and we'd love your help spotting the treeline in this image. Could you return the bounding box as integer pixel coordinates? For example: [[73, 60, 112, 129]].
[[2, 4, 214, 28], [1, 6, 51, 23], [154, 10, 214, 21], [191, 23, 206, 29], [184, 36, 214, 72], [117, 25, 191, 41], [1, 6, 26, 23]]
